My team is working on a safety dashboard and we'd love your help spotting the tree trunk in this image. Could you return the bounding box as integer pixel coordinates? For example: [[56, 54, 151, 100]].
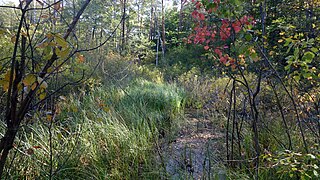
[[149, 1, 154, 41], [161, 0, 165, 54], [121, 0, 127, 51]]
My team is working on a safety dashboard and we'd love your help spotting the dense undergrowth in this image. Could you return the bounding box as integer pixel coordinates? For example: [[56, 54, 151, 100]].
[[0, 0, 319, 179], [0, 45, 319, 179], [0, 55, 186, 179]]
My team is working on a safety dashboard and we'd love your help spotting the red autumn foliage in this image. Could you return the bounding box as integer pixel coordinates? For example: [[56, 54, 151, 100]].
[[188, 0, 255, 67]]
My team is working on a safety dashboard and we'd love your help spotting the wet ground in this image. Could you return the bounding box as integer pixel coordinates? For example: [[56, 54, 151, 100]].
[[163, 109, 226, 179]]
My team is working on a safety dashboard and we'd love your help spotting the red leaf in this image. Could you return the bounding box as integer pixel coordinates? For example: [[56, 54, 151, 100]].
[[220, 55, 228, 64], [220, 20, 231, 40], [33, 146, 42, 149], [204, 46, 210, 50], [195, 2, 201, 9], [232, 21, 242, 33], [211, 31, 216, 39], [214, 48, 222, 57], [191, 11, 198, 19], [198, 13, 205, 21]]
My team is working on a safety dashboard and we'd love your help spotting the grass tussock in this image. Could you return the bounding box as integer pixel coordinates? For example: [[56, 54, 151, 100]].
[[2, 79, 186, 179]]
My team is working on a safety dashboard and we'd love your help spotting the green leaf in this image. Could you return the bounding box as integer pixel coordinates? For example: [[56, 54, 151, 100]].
[[293, 75, 300, 82], [284, 38, 292, 47], [54, 34, 68, 48], [245, 34, 252, 41], [314, 170, 319, 177], [302, 72, 312, 78], [285, 65, 290, 71], [302, 52, 315, 63], [286, 43, 294, 53], [250, 52, 259, 61], [43, 53, 52, 61], [0, 29, 6, 35], [294, 47, 299, 58], [311, 47, 318, 53], [56, 47, 70, 58]]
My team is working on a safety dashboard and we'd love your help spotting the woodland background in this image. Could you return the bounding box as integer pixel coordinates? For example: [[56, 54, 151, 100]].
[[0, 0, 319, 179]]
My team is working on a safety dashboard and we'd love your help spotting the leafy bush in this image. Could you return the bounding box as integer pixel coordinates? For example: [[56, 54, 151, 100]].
[[261, 148, 320, 179]]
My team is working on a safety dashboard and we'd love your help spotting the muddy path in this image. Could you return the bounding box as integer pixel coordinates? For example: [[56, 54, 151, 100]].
[[162, 109, 226, 179]]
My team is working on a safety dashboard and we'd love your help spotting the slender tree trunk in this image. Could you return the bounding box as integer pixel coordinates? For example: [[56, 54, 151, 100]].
[[161, 0, 165, 54], [121, 0, 126, 51], [149, 1, 154, 41]]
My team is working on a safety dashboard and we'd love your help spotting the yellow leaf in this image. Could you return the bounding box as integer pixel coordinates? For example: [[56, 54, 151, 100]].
[[103, 107, 110, 112], [4, 70, 11, 81], [55, 48, 61, 56], [279, 32, 285, 35], [278, 39, 284, 43], [71, 105, 78, 112], [269, 51, 275, 56], [48, 42, 56, 47], [40, 81, 48, 89], [36, 41, 48, 48], [3, 70, 15, 85], [11, 35, 16, 43], [31, 83, 37, 90], [46, 114, 53, 121], [23, 74, 36, 86], [0, 80, 9, 92], [46, 33, 54, 39], [21, 31, 27, 37], [39, 92, 46, 100]]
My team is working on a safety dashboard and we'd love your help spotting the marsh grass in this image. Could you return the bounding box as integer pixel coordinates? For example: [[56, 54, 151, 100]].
[[1, 79, 186, 179]]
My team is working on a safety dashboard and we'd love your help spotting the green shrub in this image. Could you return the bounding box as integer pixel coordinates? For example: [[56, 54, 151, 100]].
[[261, 148, 320, 179]]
